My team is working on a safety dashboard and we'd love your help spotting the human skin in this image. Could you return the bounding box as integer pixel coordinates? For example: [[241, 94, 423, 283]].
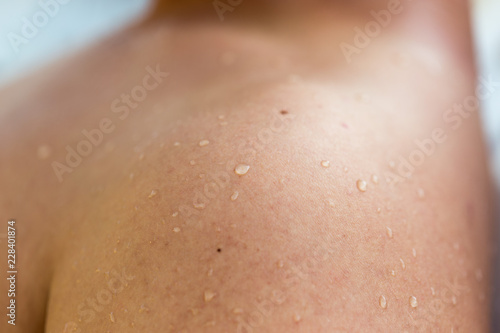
[[0, 0, 495, 332]]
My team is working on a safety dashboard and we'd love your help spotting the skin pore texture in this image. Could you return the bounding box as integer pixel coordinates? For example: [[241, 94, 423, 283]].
[[0, 0, 495, 332]]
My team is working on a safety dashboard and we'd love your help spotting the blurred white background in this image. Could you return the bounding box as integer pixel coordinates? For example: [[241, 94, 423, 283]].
[[0, 0, 499, 329]]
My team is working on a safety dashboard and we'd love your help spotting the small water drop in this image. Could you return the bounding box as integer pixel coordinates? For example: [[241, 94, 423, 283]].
[[400, 258, 406, 270], [293, 314, 302, 323], [377, 207, 382, 213], [321, 160, 330, 168], [451, 295, 457, 305], [194, 202, 206, 209], [204, 320, 216, 327], [356, 179, 367, 192], [386, 227, 393, 239], [417, 188, 426, 199], [172, 212, 179, 217], [233, 308, 244, 314], [174, 142, 181, 146], [277, 260, 284, 268], [139, 304, 150, 314], [109, 312, 115, 323], [204, 290, 216, 302], [379, 295, 387, 309], [235, 164, 250, 176], [389, 161, 396, 169], [371, 175, 379, 184], [231, 191, 239, 201], [207, 267, 213, 276], [148, 189, 158, 199], [199, 140, 210, 147], [328, 199, 335, 207], [390, 270, 396, 277], [344, 167, 349, 173], [190, 160, 196, 166], [409, 296, 418, 308], [37, 145, 52, 160], [173, 227, 181, 233], [431, 287, 436, 296], [412, 248, 417, 258]]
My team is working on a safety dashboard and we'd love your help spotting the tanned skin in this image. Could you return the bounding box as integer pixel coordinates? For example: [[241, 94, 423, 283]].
[[0, 0, 494, 332]]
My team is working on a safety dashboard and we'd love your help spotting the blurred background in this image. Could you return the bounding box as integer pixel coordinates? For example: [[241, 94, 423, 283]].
[[0, 0, 499, 327]]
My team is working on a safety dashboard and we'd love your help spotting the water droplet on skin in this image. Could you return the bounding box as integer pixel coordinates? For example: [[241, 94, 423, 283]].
[[412, 248, 417, 258], [409, 296, 418, 308], [113, 248, 117, 254], [235, 164, 250, 176], [321, 160, 330, 168], [204, 320, 216, 327], [148, 189, 158, 198], [172, 212, 179, 217], [233, 308, 244, 314], [218, 115, 225, 120], [173, 227, 181, 233], [190, 160, 196, 166], [356, 179, 367, 192], [293, 314, 302, 323], [453, 243, 460, 251], [377, 207, 382, 213], [371, 175, 379, 184], [379, 295, 387, 309], [328, 199, 335, 207], [231, 191, 239, 201], [390, 270, 396, 277], [400, 258, 406, 270], [277, 260, 284, 268], [139, 304, 150, 314], [417, 188, 426, 199], [207, 268, 213, 276], [199, 140, 210, 147], [386, 227, 393, 239], [194, 202, 206, 209], [37, 145, 52, 160], [389, 161, 396, 169], [109, 312, 116, 323], [451, 296, 457, 305], [204, 290, 216, 302], [344, 167, 349, 173], [431, 287, 436, 296], [174, 142, 181, 146]]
